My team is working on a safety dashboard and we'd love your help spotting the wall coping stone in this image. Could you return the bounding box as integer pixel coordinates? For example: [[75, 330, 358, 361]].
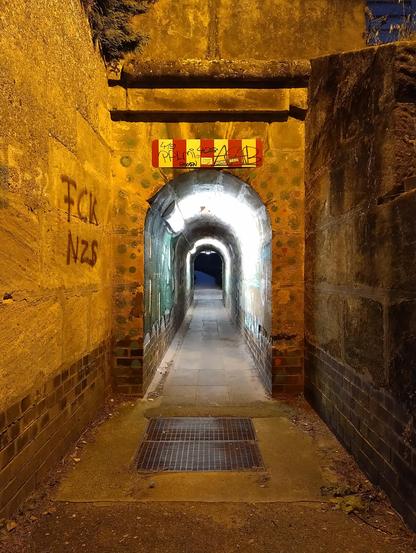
[[116, 58, 311, 88]]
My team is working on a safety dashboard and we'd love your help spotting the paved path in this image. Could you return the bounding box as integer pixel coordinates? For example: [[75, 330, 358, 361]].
[[160, 288, 268, 405]]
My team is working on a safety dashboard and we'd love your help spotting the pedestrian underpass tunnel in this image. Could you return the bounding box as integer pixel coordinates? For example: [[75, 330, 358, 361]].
[[143, 170, 272, 393], [4, 0, 416, 534]]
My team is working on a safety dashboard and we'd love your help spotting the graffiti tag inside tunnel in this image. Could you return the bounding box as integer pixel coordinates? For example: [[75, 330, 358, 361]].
[[152, 139, 263, 168]]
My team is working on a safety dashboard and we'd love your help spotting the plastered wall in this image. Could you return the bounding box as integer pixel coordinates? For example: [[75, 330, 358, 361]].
[[0, 0, 112, 517]]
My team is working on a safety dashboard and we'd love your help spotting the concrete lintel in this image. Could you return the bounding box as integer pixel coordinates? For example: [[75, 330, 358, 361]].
[[124, 88, 290, 113], [110, 88, 310, 122], [118, 59, 311, 88]]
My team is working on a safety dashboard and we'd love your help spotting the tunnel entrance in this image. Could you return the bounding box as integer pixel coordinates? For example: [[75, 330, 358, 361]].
[[143, 170, 272, 396]]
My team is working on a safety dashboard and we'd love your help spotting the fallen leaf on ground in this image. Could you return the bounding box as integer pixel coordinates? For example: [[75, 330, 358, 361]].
[[6, 520, 17, 532]]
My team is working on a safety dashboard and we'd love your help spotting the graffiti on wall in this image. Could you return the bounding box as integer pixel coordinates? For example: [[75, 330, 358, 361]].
[[62, 175, 99, 267], [152, 139, 263, 168]]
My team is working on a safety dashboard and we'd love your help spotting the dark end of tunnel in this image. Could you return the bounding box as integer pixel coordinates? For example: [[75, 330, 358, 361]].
[[194, 251, 223, 288]]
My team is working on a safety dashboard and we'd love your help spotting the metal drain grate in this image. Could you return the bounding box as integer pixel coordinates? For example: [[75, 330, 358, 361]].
[[136, 417, 264, 472], [145, 417, 257, 442]]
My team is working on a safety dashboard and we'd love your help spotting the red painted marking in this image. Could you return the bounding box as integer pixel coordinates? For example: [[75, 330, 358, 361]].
[[228, 139, 243, 167], [152, 140, 159, 168], [256, 139, 263, 167], [173, 139, 187, 168]]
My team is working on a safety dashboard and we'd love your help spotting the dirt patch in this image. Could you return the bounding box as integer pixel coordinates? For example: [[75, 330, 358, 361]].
[[2, 501, 415, 553]]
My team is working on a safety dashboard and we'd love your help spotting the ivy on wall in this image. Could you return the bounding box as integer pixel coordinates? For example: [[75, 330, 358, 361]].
[[81, 0, 156, 62]]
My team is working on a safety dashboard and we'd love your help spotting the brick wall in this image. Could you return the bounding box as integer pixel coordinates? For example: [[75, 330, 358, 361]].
[[0, 341, 111, 518], [243, 316, 272, 393], [0, 0, 112, 518], [271, 343, 303, 395], [242, 311, 303, 396], [306, 42, 416, 530], [306, 344, 416, 527], [113, 295, 191, 396], [112, 339, 144, 395]]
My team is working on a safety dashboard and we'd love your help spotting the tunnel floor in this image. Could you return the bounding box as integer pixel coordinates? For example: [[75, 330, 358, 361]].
[[155, 287, 268, 406]]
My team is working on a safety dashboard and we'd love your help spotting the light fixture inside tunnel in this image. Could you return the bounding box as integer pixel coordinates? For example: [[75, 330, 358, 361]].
[[162, 201, 185, 234]]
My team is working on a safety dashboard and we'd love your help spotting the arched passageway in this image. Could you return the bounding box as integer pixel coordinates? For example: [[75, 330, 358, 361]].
[[143, 170, 272, 399]]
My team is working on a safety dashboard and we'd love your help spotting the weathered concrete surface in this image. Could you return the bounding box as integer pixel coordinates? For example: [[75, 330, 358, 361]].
[[55, 406, 324, 504], [120, 59, 311, 87], [5, 501, 416, 553], [110, 87, 292, 115], [0, 0, 112, 518], [305, 41, 416, 530], [156, 289, 268, 406], [130, 0, 366, 61]]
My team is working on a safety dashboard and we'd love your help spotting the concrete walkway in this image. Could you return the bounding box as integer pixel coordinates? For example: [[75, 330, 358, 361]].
[[157, 287, 268, 406]]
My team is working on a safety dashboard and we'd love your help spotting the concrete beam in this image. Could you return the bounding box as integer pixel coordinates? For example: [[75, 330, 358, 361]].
[[109, 87, 309, 122], [118, 59, 311, 88]]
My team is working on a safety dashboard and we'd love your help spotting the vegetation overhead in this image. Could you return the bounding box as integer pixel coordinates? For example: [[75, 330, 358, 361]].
[[81, 0, 156, 63]]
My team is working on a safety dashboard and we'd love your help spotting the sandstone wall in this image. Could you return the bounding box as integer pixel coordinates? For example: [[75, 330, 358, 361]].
[[0, 0, 112, 516], [132, 0, 366, 61], [305, 42, 416, 530]]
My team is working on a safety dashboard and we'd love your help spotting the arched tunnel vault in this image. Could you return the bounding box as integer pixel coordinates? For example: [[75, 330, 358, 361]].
[[143, 170, 273, 392]]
